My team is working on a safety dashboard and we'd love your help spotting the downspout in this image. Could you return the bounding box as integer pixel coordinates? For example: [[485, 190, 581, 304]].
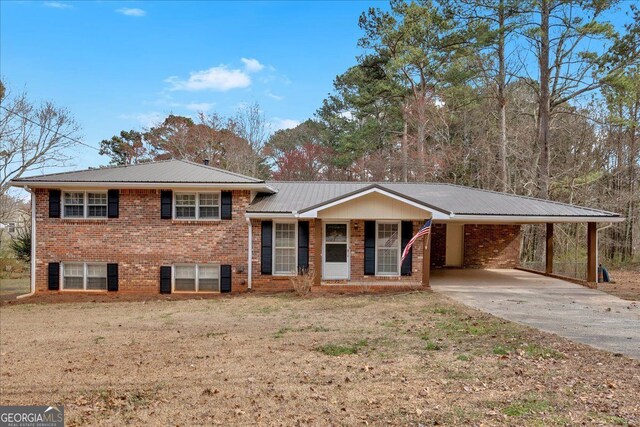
[[17, 187, 36, 299], [246, 217, 252, 290], [595, 223, 614, 282]]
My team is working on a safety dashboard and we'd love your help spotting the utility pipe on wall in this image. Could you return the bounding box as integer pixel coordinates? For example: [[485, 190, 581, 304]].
[[17, 187, 36, 299]]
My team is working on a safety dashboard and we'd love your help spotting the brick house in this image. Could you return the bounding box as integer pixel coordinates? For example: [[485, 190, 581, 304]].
[[10, 160, 623, 295]]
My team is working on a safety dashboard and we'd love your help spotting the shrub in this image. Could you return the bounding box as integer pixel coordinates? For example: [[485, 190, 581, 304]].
[[10, 227, 31, 263], [290, 268, 313, 296]]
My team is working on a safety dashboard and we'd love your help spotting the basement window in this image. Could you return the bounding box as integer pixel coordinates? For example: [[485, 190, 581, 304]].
[[173, 264, 220, 292], [62, 262, 107, 291]]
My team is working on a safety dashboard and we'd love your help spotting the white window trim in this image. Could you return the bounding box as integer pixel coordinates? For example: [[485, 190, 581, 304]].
[[61, 262, 108, 291], [273, 220, 298, 276], [375, 220, 401, 277], [173, 191, 221, 220], [61, 191, 108, 219], [171, 264, 221, 293]]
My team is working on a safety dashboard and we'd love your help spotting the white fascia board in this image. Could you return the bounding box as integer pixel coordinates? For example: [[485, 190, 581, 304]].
[[245, 212, 298, 219], [297, 187, 450, 220], [441, 215, 625, 224], [14, 182, 275, 192]]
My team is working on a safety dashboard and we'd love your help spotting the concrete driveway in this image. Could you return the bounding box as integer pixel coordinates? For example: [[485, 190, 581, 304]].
[[431, 269, 640, 360]]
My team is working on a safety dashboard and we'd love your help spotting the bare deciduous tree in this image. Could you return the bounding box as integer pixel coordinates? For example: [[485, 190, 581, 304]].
[[0, 80, 81, 195]]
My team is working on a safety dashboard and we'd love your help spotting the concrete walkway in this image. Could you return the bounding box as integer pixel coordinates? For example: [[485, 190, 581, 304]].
[[431, 269, 640, 360]]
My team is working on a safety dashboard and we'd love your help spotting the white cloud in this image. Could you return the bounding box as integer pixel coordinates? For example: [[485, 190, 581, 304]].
[[184, 102, 214, 112], [166, 66, 251, 92], [120, 112, 163, 128], [265, 90, 284, 101], [44, 2, 72, 9], [241, 58, 265, 73], [116, 7, 146, 17], [271, 118, 300, 131]]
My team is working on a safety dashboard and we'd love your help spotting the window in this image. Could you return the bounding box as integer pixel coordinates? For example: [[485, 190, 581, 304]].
[[63, 192, 107, 218], [63, 192, 84, 218], [7, 222, 16, 234], [198, 193, 220, 219], [174, 192, 220, 220], [87, 193, 107, 217], [376, 222, 400, 276], [274, 222, 297, 275], [62, 262, 107, 291], [173, 264, 220, 292]]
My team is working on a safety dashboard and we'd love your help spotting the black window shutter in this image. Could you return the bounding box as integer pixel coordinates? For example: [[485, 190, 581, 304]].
[[261, 221, 273, 275], [297, 221, 309, 273], [220, 265, 232, 293], [401, 221, 413, 276], [364, 221, 376, 275], [160, 266, 172, 294], [221, 191, 232, 220], [49, 189, 61, 218], [48, 262, 60, 290], [107, 263, 119, 291], [160, 190, 172, 219], [107, 190, 119, 218]]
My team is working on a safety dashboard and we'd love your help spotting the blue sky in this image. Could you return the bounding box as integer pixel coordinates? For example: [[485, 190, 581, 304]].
[[1, 1, 386, 171]]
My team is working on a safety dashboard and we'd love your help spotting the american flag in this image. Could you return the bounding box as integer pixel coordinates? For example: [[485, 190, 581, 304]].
[[401, 219, 432, 264]]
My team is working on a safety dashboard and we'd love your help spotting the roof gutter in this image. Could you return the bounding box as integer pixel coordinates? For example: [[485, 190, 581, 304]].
[[442, 215, 625, 224], [11, 181, 277, 193]]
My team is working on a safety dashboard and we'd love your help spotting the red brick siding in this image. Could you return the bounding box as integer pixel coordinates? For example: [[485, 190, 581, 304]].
[[34, 188, 250, 293], [251, 219, 426, 290], [430, 223, 447, 268], [463, 224, 521, 268]]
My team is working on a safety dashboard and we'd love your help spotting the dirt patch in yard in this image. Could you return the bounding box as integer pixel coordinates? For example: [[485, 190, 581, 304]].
[[600, 268, 640, 301], [1, 292, 638, 426]]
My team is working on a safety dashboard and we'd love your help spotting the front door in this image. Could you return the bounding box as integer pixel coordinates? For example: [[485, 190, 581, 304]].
[[323, 222, 349, 279]]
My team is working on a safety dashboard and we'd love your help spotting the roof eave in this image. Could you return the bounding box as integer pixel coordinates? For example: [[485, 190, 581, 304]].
[[11, 180, 276, 192]]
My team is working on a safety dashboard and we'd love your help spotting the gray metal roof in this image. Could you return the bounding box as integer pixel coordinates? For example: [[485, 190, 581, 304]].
[[248, 182, 620, 218], [12, 160, 264, 184]]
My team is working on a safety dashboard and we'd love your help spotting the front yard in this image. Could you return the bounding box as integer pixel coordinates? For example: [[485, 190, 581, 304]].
[[0, 292, 638, 426]]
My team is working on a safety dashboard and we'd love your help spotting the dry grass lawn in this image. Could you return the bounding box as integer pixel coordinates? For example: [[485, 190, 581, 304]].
[[602, 268, 640, 301], [1, 291, 639, 426]]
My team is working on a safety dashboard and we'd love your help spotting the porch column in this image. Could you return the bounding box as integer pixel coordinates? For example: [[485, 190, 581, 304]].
[[587, 222, 597, 283], [422, 227, 431, 286], [545, 223, 554, 274], [314, 218, 322, 286]]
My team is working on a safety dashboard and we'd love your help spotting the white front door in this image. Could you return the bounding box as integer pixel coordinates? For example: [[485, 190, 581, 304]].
[[323, 222, 350, 279]]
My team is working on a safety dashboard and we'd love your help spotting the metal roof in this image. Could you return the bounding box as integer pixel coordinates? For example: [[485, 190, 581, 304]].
[[11, 160, 265, 184], [248, 182, 620, 218]]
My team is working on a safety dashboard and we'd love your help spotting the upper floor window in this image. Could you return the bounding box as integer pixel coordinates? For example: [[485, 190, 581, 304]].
[[63, 192, 107, 218], [174, 192, 220, 220]]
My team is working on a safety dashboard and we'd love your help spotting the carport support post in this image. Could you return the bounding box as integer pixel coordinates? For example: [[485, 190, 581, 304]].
[[314, 218, 322, 286], [422, 231, 431, 287], [587, 222, 597, 283], [545, 223, 554, 274]]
